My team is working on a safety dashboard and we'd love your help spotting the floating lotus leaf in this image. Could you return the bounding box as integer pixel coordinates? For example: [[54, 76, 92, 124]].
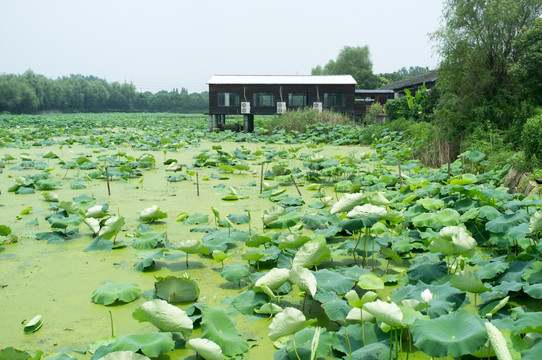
[[100, 351, 150, 360], [48, 214, 84, 229], [220, 264, 251, 282], [98, 216, 125, 240], [363, 300, 403, 328], [186, 338, 223, 360], [254, 268, 290, 290], [411, 310, 487, 358], [0, 225, 11, 236], [43, 192, 59, 202], [226, 213, 249, 224], [255, 303, 283, 315], [132, 231, 164, 250], [0, 347, 34, 360], [132, 299, 192, 337], [35, 179, 60, 190], [139, 205, 167, 223], [155, 276, 199, 303], [292, 241, 331, 268], [450, 271, 491, 293], [91, 281, 140, 305], [289, 266, 317, 297], [230, 290, 268, 315], [201, 306, 248, 357], [330, 193, 364, 215], [358, 273, 385, 290], [111, 332, 174, 358], [133, 249, 163, 271], [84, 237, 114, 252], [183, 212, 209, 225], [269, 307, 311, 341], [23, 315, 42, 334], [417, 198, 445, 210]]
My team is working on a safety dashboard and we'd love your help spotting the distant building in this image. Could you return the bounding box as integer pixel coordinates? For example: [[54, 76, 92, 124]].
[[206, 75, 356, 132], [379, 70, 437, 98]]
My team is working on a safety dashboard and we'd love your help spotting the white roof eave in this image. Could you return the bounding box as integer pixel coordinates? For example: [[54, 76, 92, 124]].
[[207, 75, 357, 85]]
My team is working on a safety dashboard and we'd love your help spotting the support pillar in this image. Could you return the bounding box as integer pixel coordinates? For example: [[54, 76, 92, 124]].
[[247, 114, 254, 133], [208, 114, 213, 132], [213, 115, 219, 131]]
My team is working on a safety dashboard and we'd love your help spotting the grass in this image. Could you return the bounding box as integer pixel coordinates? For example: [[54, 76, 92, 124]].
[[265, 108, 351, 133]]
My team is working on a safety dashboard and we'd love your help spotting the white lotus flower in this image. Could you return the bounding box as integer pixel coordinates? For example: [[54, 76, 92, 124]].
[[421, 289, 433, 303]]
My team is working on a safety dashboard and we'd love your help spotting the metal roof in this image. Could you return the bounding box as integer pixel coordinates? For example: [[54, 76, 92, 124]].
[[355, 89, 394, 94], [207, 75, 357, 85], [379, 71, 437, 91]]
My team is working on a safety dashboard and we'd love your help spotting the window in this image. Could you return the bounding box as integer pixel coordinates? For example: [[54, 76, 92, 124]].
[[288, 93, 309, 107], [324, 93, 347, 108], [253, 93, 275, 107], [218, 92, 240, 107]]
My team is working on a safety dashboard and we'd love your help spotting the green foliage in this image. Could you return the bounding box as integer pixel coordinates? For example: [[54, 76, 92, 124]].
[[522, 114, 542, 167], [311, 45, 383, 89], [266, 108, 350, 134]]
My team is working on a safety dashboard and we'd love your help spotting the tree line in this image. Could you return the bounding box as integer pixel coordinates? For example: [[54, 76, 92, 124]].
[[0, 70, 208, 114]]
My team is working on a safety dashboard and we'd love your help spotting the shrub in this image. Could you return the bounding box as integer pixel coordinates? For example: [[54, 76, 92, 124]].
[[265, 108, 350, 134], [522, 114, 542, 167]]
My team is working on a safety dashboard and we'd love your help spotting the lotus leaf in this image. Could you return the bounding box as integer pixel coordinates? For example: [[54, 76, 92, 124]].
[[475, 260, 509, 280], [0, 347, 34, 360], [132, 231, 164, 250], [0, 225, 11, 236], [485, 212, 530, 234], [407, 261, 448, 284], [417, 198, 445, 210], [183, 212, 209, 225], [178, 238, 209, 255], [98, 216, 125, 240], [524, 284, 542, 299], [412, 212, 438, 228], [86, 204, 108, 219], [522, 261, 542, 284], [436, 208, 460, 226], [48, 214, 84, 229], [330, 193, 364, 215], [450, 270, 491, 293], [266, 210, 302, 229], [313, 269, 355, 295], [347, 204, 387, 219], [262, 205, 286, 225], [110, 332, 174, 357], [154, 275, 199, 303], [477, 206, 501, 221], [132, 299, 192, 337], [226, 213, 249, 224], [43, 192, 59, 202], [289, 265, 317, 297], [292, 241, 331, 268], [278, 233, 311, 249], [23, 315, 42, 334], [314, 291, 351, 321], [201, 306, 248, 356], [35, 179, 60, 190], [84, 237, 114, 252], [521, 338, 542, 360], [530, 210, 542, 234], [241, 248, 264, 262], [186, 338, 223, 360], [269, 307, 311, 341], [411, 310, 487, 358], [358, 273, 385, 290], [363, 300, 403, 327], [450, 173, 478, 186], [220, 264, 251, 282], [254, 267, 290, 290], [91, 282, 140, 305], [133, 249, 163, 271], [99, 351, 150, 360], [139, 205, 167, 223], [283, 327, 332, 359], [255, 303, 283, 315]]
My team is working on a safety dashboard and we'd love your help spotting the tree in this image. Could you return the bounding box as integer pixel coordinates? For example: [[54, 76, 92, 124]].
[[311, 46, 383, 89], [431, 0, 542, 150], [514, 17, 542, 106]]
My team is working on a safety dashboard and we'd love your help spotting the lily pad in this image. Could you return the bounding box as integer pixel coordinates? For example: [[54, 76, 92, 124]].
[[23, 315, 43, 334], [91, 282, 140, 306], [201, 306, 249, 357], [220, 264, 251, 283], [186, 338, 223, 360], [110, 332, 174, 358], [411, 310, 487, 358]]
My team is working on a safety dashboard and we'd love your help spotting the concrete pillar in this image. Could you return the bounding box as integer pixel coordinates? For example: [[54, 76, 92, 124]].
[[213, 115, 219, 130], [208, 114, 213, 132], [243, 115, 249, 133], [247, 114, 254, 133]]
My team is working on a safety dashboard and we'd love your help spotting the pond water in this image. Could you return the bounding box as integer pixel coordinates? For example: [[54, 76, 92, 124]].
[[0, 140, 373, 359]]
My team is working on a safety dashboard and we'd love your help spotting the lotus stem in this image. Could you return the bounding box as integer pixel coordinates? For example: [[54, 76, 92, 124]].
[[185, 253, 189, 268], [291, 175, 302, 197], [364, 228, 370, 267], [196, 172, 200, 196], [293, 335, 301, 360], [105, 165, 111, 196], [260, 163, 264, 194], [361, 313, 366, 347], [353, 231, 362, 265], [302, 293, 307, 312], [345, 327, 352, 360], [389, 329, 393, 360], [109, 310, 114, 337]]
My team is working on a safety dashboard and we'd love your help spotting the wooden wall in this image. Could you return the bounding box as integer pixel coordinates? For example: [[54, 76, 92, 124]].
[[208, 84, 356, 115]]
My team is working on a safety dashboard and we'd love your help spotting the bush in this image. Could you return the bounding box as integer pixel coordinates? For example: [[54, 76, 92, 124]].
[[266, 108, 350, 134], [522, 114, 542, 167]]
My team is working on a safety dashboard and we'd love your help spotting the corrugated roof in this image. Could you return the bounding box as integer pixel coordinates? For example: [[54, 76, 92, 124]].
[[207, 75, 357, 85], [379, 71, 437, 91]]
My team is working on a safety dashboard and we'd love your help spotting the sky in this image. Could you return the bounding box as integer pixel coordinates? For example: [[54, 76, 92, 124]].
[[0, 0, 445, 93]]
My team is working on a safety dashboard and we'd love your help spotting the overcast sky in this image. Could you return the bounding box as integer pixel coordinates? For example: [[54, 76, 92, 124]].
[[0, 0, 444, 93]]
